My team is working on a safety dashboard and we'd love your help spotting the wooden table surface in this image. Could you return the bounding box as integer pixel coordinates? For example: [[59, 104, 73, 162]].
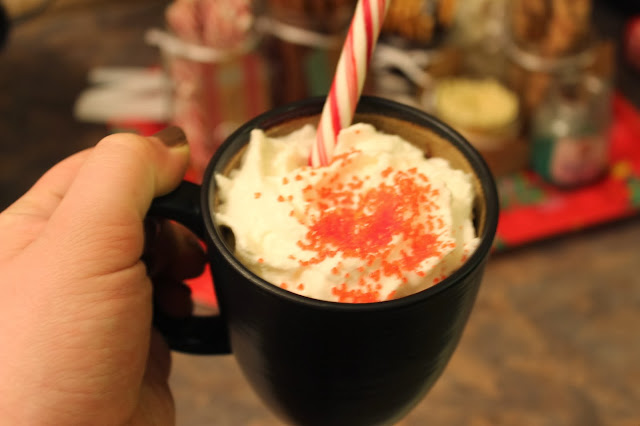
[[1, 2, 638, 425]]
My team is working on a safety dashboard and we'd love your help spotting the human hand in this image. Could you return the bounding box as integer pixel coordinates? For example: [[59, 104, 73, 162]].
[[0, 127, 205, 425]]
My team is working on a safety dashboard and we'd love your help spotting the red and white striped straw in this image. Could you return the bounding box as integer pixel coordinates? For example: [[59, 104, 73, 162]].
[[311, 0, 389, 167]]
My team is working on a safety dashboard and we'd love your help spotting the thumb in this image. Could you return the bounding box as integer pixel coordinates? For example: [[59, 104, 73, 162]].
[[39, 126, 191, 279]]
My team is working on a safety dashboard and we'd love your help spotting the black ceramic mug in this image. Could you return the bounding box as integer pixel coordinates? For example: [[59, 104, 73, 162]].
[[150, 96, 499, 426]]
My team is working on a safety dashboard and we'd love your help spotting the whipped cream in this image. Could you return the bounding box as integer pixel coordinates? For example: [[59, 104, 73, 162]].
[[214, 123, 479, 303]]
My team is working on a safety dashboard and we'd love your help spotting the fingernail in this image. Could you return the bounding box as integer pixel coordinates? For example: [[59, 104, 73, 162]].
[[152, 126, 187, 148]]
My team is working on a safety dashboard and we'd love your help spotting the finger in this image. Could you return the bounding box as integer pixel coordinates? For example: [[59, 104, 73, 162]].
[[0, 149, 91, 260], [141, 217, 161, 273], [42, 127, 190, 278], [147, 328, 172, 382], [164, 221, 207, 280], [133, 329, 174, 425], [2, 149, 91, 219], [154, 281, 194, 318], [144, 220, 207, 281]]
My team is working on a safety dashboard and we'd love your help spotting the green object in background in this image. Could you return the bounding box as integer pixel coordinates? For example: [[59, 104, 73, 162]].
[[305, 48, 332, 96], [497, 173, 546, 210], [492, 236, 507, 252], [629, 177, 640, 207], [531, 135, 555, 182]]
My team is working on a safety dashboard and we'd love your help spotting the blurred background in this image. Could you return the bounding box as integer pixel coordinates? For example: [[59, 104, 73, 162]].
[[1, 0, 639, 425]]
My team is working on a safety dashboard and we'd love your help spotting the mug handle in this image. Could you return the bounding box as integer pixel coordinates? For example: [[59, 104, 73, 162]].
[[148, 181, 231, 355]]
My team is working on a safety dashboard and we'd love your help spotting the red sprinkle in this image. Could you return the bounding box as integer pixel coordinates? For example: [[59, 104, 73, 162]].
[[331, 283, 379, 303], [293, 156, 448, 303]]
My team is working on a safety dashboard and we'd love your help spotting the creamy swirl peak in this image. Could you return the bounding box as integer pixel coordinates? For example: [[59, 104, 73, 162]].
[[214, 123, 479, 303]]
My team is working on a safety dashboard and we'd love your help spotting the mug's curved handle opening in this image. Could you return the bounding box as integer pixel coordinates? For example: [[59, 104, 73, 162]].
[[149, 181, 231, 355]]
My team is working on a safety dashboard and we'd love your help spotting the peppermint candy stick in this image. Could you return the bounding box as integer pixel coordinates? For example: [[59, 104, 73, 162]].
[[312, 0, 389, 167]]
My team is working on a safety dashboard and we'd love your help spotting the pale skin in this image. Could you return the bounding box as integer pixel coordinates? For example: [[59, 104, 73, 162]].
[[0, 128, 205, 425]]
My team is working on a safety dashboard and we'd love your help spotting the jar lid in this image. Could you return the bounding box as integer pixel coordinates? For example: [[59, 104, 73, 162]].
[[505, 35, 596, 73]]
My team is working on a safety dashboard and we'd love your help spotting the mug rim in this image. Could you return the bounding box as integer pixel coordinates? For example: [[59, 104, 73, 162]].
[[202, 96, 499, 312]]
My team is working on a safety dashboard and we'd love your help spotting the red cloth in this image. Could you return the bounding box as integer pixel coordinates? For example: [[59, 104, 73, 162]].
[[494, 93, 640, 250]]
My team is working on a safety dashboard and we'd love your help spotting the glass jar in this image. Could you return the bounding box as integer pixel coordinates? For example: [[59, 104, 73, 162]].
[[147, 0, 271, 179], [507, 0, 593, 57], [365, 0, 461, 106], [531, 73, 612, 188], [257, 0, 357, 106], [425, 75, 527, 177]]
